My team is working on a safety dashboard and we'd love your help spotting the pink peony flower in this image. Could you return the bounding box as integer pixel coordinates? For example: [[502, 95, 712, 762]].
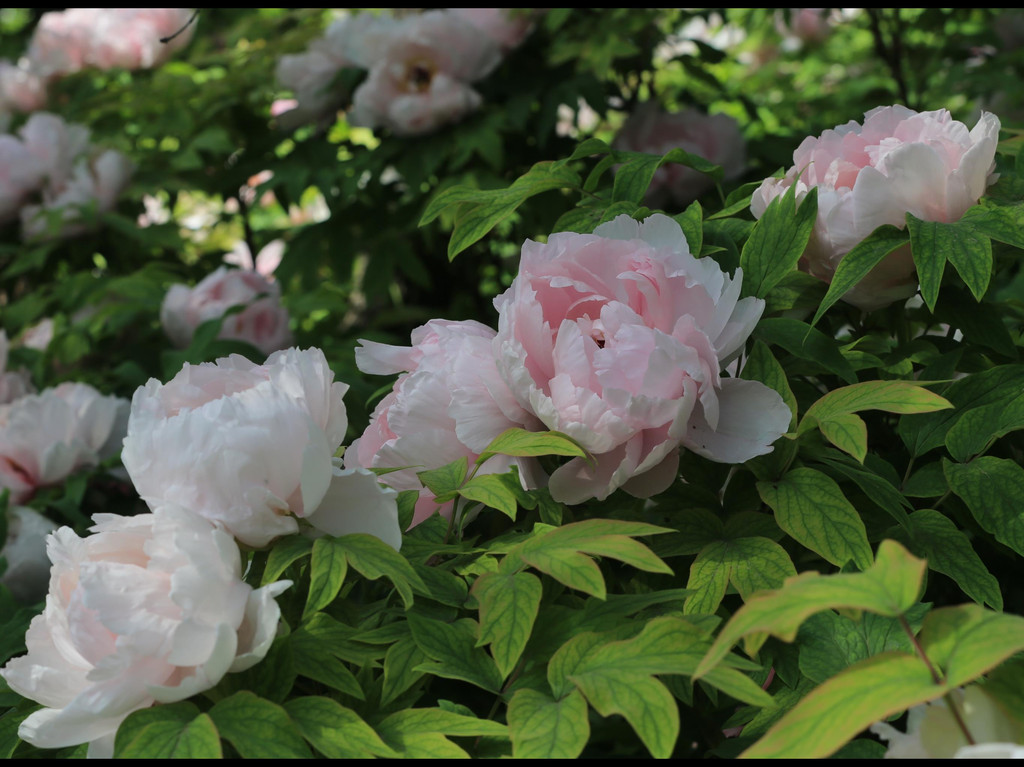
[[0, 506, 57, 603], [751, 106, 1000, 310], [347, 10, 503, 136], [493, 214, 791, 504], [0, 382, 129, 505], [160, 266, 293, 357], [274, 17, 354, 128], [346, 319, 540, 527], [451, 8, 535, 51], [777, 8, 832, 46], [27, 8, 194, 77], [121, 348, 401, 549], [0, 508, 290, 757], [0, 59, 49, 114], [20, 149, 135, 241], [614, 102, 746, 209], [0, 330, 35, 405]]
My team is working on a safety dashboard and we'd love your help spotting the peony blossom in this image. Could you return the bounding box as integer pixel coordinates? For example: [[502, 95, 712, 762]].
[[20, 149, 135, 241], [0, 330, 35, 405], [121, 348, 401, 549], [346, 319, 540, 527], [346, 10, 503, 136], [451, 8, 535, 51], [751, 106, 1000, 310], [493, 213, 791, 504], [0, 133, 45, 224], [0, 506, 57, 603], [274, 16, 354, 128], [0, 382, 129, 505], [160, 266, 293, 357], [0, 59, 48, 114], [614, 102, 746, 210], [1, 508, 289, 757], [871, 686, 1024, 758], [26, 8, 195, 78]]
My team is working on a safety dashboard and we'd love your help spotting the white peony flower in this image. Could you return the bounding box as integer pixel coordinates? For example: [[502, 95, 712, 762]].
[[122, 348, 401, 549], [0, 508, 289, 757]]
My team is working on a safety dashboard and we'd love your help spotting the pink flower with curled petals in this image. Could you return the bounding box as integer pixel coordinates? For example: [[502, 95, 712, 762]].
[[493, 213, 791, 504], [751, 106, 1000, 310], [27, 8, 194, 77], [345, 319, 540, 527], [122, 348, 401, 549], [0, 382, 128, 505], [0, 509, 290, 757], [161, 266, 292, 357]]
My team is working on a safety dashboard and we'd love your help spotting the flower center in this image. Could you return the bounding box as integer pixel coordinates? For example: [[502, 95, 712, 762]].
[[404, 58, 436, 93]]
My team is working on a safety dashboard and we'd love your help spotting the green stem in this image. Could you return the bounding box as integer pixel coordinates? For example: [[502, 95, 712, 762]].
[[898, 615, 976, 746]]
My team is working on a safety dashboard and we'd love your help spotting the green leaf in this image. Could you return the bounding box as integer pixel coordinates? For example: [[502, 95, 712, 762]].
[[740, 652, 939, 759], [612, 147, 723, 204], [408, 614, 504, 692], [740, 185, 818, 299], [421, 161, 582, 259], [382, 636, 428, 706], [944, 457, 1024, 557], [472, 570, 542, 678], [816, 452, 912, 527], [507, 688, 590, 759], [893, 509, 1001, 609], [304, 537, 349, 618], [458, 474, 519, 520], [476, 427, 589, 465], [920, 604, 1024, 688], [332, 533, 428, 609], [740, 340, 798, 430], [376, 708, 508, 758], [758, 469, 873, 570], [907, 212, 993, 309], [571, 616, 773, 705], [899, 365, 1024, 456], [262, 535, 313, 586], [812, 225, 910, 324], [800, 380, 953, 433], [695, 540, 927, 677], [514, 519, 673, 598], [963, 200, 1024, 249], [572, 671, 678, 759], [674, 199, 703, 255], [817, 413, 868, 463], [417, 457, 468, 498], [114, 703, 221, 759], [0, 706, 38, 758], [797, 604, 929, 684], [754, 318, 857, 384], [290, 627, 364, 700], [284, 696, 397, 758], [683, 537, 797, 615], [208, 691, 311, 758], [945, 390, 1024, 462]]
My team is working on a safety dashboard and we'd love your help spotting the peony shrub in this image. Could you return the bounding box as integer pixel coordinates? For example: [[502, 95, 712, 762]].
[[3, 7, 1024, 763]]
